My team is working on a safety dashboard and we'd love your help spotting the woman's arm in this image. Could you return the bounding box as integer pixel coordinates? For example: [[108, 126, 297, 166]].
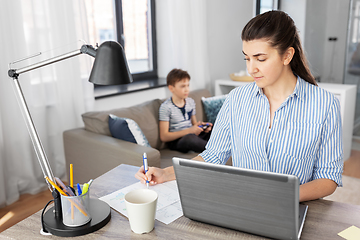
[[302, 98, 342, 202], [299, 178, 337, 202]]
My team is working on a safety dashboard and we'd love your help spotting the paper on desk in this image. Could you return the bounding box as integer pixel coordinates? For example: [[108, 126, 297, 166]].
[[156, 200, 183, 225], [99, 180, 183, 224], [338, 225, 360, 240]]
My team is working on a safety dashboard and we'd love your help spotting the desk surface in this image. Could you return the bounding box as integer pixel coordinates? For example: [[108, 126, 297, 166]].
[[2, 164, 359, 239]]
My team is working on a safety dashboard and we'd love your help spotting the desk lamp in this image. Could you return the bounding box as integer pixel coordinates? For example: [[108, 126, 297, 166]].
[[8, 41, 133, 237]]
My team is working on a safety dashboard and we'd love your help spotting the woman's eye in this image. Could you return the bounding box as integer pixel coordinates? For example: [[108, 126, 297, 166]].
[[244, 58, 250, 61], [258, 59, 266, 62]]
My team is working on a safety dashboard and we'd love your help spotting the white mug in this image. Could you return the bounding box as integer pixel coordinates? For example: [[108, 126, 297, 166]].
[[124, 189, 158, 234]]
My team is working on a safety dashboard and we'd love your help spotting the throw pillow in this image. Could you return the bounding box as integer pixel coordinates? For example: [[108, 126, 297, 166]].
[[201, 95, 227, 124], [108, 114, 151, 147]]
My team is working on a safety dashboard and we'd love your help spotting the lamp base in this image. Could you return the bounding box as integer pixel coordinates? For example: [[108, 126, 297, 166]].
[[43, 198, 111, 237]]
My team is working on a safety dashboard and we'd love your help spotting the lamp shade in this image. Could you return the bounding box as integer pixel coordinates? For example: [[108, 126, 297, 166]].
[[88, 41, 133, 85]]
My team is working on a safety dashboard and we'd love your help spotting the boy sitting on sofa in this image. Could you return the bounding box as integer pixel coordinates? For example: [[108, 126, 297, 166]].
[[159, 68, 213, 153]]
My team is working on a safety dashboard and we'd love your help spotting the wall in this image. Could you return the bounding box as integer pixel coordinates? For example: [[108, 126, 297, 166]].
[[304, 0, 327, 78], [320, 0, 350, 83], [283, 0, 350, 84], [93, 1, 254, 111], [281, 0, 307, 44], [94, 87, 169, 110], [206, 0, 254, 93], [93, 0, 353, 111]]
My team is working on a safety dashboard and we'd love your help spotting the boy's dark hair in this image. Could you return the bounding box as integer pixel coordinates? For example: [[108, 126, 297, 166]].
[[166, 68, 191, 86]]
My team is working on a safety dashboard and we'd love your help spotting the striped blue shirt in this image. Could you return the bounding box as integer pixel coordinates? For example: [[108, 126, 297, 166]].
[[200, 77, 343, 186]]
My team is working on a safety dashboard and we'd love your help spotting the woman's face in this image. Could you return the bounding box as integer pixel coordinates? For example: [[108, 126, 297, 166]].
[[242, 39, 289, 89]]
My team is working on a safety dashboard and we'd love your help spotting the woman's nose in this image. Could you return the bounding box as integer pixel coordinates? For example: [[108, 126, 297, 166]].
[[247, 61, 258, 74]]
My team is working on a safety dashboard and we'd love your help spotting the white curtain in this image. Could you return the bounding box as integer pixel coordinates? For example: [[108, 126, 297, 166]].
[[0, 0, 94, 207], [156, 0, 210, 90]]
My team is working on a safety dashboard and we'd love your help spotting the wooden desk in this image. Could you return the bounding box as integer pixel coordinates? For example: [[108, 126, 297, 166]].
[[2, 164, 359, 239]]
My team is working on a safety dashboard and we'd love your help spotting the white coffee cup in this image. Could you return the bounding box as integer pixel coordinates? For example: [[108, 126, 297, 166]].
[[124, 189, 158, 234]]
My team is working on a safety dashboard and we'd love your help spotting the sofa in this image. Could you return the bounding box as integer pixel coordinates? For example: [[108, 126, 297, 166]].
[[63, 89, 212, 184]]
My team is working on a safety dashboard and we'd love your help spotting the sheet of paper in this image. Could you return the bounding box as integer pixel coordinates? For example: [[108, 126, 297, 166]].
[[338, 225, 360, 240], [156, 200, 183, 225], [99, 180, 183, 224]]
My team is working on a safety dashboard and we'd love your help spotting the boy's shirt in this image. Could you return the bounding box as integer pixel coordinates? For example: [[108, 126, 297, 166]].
[[159, 97, 196, 132]]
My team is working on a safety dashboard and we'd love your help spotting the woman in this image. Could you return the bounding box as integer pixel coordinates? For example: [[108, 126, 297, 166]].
[[135, 10, 343, 202]]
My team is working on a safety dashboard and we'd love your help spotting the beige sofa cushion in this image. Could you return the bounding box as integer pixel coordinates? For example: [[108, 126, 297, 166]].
[[82, 99, 163, 149]]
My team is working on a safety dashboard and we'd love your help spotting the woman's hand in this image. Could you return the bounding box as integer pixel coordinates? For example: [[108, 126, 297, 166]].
[[135, 166, 175, 185], [299, 178, 337, 202]]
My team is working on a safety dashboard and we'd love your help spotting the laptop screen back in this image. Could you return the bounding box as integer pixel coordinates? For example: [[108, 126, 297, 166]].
[[173, 157, 301, 240]]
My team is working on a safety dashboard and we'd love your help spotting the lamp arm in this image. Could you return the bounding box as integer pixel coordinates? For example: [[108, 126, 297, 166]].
[[8, 44, 97, 78], [12, 77, 56, 186], [7, 44, 97, 188], [80, 44, 97, 58]]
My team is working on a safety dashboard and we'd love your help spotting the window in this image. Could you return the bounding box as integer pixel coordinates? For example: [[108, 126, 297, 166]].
[[255, 0, 280, 15], [351, 1, 360, 44], [85, 0, 159, 97]]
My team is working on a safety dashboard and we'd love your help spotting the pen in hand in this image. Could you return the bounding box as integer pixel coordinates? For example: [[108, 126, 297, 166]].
[[143, 153, 149, 188]]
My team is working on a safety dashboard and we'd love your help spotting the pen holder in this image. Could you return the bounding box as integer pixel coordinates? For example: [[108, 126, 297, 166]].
[[60, 187, 91, 227]]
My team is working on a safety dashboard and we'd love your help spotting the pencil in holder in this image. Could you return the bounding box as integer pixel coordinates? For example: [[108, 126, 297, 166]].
[[60, 186, 91, 227]]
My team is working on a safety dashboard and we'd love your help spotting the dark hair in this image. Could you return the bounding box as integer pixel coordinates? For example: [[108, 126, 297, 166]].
[[166, 68, 191, 86], [241, 10, 316, 86]]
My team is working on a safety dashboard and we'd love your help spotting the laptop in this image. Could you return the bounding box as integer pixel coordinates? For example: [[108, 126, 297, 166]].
[[172, 157, 308, 240]]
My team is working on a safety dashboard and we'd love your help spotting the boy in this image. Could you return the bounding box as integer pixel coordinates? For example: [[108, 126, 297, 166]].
[[159, 68, 212, 153]]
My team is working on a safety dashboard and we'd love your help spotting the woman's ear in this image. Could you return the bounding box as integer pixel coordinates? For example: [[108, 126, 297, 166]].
[[283, 47, 295, 65]]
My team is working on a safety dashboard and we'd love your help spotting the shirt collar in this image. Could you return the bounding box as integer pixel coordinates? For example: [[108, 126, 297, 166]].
[[291, 76, 306, 101], [253, 76, 306, 102]]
